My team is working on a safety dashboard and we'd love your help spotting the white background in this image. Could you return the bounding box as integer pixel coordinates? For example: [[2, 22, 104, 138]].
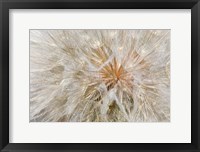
[[9, 9, 191, 143]]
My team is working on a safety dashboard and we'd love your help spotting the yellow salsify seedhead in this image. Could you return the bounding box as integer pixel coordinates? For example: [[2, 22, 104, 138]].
[[30, 30, 170, 122]]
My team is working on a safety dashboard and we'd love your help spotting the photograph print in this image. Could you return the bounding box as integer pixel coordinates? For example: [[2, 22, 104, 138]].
[[30, 29, 170, 122]]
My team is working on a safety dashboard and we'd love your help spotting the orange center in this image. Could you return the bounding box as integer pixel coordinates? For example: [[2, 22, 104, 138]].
[[100, 57, 125, 90]]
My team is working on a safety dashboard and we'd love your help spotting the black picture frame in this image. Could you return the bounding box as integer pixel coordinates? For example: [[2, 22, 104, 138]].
[[0, 0, 200, 151]]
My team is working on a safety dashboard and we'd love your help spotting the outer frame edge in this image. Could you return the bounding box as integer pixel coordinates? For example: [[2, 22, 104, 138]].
[[1, 0, 200, 152]]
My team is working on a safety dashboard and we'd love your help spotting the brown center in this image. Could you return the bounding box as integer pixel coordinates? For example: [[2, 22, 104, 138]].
[[99, 57, 126, 90]]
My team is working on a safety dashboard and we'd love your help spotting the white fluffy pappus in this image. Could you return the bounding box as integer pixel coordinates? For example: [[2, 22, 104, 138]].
[[30, 30, 170, 122]]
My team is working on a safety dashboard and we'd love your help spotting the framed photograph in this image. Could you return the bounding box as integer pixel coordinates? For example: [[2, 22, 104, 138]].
[[0, 0, 199, 151]]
